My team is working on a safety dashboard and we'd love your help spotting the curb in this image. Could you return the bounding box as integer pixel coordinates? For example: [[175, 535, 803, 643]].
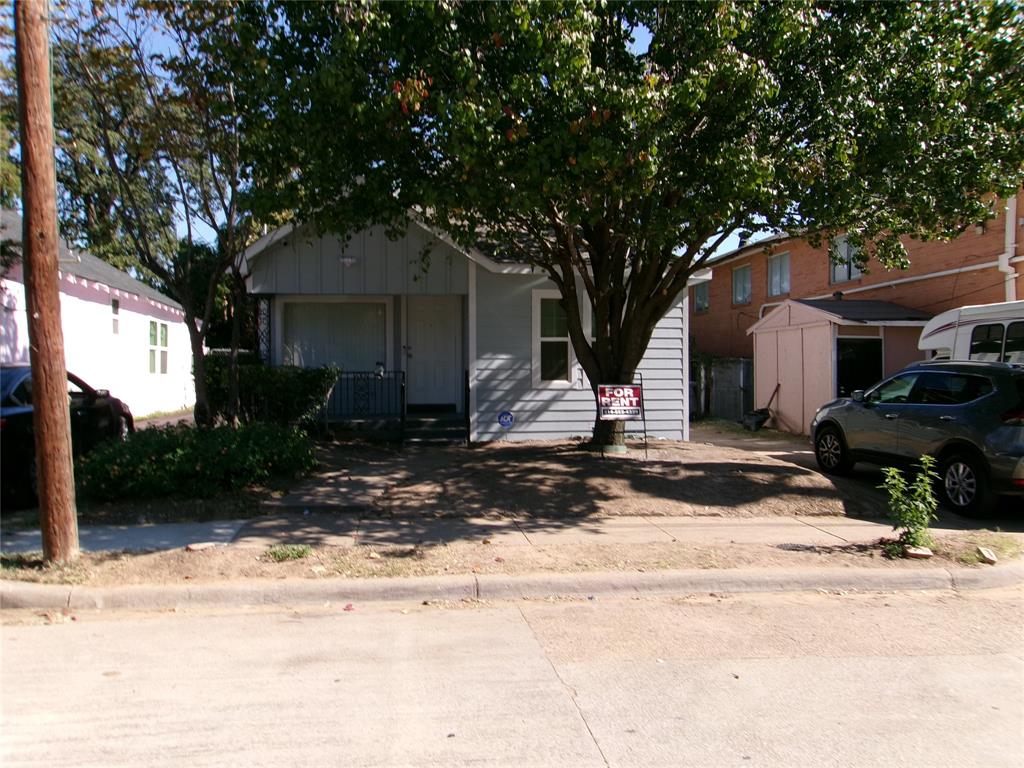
[[3, 561, 1023, 612]]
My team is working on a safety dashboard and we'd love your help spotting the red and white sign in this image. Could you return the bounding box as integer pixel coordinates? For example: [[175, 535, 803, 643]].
[[597, 384, 644, 421]]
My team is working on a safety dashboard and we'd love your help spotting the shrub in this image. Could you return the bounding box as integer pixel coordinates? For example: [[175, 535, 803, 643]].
[[880, 455, 939, 549], [76, 423, 317, 502], [204, 356, 340, 426]]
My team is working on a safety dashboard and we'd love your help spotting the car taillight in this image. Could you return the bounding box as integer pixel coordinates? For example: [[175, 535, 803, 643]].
[[1003, 406, 1024, 426], [0, 418, 5, 430]]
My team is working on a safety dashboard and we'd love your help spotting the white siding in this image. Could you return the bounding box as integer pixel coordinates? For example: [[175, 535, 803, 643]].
[[249, 224, 469, 296], [473, 269, 686, 441]]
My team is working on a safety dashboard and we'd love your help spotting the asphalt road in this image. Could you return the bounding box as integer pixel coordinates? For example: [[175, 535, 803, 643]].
[[3, 588, 1022, 767]]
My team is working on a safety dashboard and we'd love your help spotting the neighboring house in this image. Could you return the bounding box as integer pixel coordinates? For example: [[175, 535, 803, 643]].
[[242, 220, 710, 442], [1, 210, 195, 418], [687, 191, 1023, 432], [690, 190, 1024, 360]]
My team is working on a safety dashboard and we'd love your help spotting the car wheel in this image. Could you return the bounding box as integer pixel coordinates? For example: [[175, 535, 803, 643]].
[[814, 425, 853, 475], [939, 453, 990, 517]]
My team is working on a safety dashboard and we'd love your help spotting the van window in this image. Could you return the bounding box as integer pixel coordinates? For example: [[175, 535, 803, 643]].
[[969, 323, 1004, 362], [1004, 322, 1024, 364]]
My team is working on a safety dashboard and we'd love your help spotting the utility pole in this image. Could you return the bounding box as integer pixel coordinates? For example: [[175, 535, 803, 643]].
[[15, 0, 79, 562]]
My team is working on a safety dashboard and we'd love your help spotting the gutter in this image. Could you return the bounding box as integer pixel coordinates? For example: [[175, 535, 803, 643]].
[[998, 195, 1018, 302]]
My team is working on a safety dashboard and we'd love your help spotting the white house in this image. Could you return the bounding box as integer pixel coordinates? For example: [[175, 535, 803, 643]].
[[1, 210, 195, 418], [243, 220, 709, 442]]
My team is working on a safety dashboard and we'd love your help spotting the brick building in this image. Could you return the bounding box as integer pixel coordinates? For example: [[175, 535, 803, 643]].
[[690, 191, 1024, 360]]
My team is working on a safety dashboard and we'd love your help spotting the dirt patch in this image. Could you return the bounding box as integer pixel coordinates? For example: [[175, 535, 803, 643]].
[[298, 437, 863, 519], [3, 531, 1019, 587]]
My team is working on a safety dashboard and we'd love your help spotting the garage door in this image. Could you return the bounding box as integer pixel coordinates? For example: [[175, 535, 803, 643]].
[[282, 302, 387, 370]]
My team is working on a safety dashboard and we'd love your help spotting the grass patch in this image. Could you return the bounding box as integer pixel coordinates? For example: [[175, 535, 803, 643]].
[[267, 544, 313, 562], [933, 531, 1023, 566], [0, 551, 94, 584]]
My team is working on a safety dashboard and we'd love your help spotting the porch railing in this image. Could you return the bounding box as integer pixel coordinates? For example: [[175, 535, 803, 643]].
[[326, 371, 406, 423]]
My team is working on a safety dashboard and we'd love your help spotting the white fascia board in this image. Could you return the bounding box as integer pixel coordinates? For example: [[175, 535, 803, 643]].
[[408, 218, 535, 275], [687, 267, 712, 285], [242, 223, 297, 270]]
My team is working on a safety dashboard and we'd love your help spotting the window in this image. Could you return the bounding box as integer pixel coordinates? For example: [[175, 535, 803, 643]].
[[830, 236, 863, 284], [767, 252, 790, 297], [1004, 322, 1024, 364], [533, 291, 572, 387], [969, 323, 1004, 362], [910, 373, 993, 405], [693, 282, 709, 313], [732, 265, 752, 305], [111, 299, 119, 334], [867, 373, 918, 404], [149, 321, 168, 374]]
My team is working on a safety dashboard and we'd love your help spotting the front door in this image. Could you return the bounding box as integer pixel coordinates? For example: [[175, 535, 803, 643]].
[[406, 296, 461, 409]]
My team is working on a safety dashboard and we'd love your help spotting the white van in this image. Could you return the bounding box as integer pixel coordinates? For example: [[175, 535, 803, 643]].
[[918, 300, 1024, 362]]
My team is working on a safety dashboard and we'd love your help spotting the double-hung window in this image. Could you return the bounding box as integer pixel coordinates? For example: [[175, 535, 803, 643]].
[[533, 290, 572, 387], [732, 265, 752, 305], [767, 252, 790, 297], [149, 321, 168, 374], [693, 282, 710, 313], [111, 299, 120, 334], [830, 236, 863, 283]]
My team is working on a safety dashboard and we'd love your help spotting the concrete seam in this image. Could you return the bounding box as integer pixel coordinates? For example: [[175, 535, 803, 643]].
[[793, 516, 851, 543], [473, 575, 480, 600], [644, 516, 678, 542], [516, 605, 611, 768], [946, 568, 959, 592], [65, 586, 73, 610]]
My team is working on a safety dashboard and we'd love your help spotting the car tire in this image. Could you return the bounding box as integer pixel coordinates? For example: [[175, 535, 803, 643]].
[[814, 425, 853, 476], [938, 452, 991, 517]]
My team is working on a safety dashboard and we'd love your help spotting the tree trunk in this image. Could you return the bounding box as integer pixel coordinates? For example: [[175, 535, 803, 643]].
[[225, 270, 244, 428], [187, 319, 212, 428], [591, 418, 625, 447]]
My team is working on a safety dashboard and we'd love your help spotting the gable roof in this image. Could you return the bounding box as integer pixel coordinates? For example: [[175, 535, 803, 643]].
[[1, 210, 182, 311]]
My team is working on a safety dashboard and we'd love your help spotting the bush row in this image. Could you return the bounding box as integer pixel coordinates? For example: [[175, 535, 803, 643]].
[[203, 356, 340, 426], [76, 423, 317, 502]]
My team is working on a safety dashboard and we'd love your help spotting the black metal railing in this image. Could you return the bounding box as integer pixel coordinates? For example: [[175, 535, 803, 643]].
[[326, 371, 406, 422]]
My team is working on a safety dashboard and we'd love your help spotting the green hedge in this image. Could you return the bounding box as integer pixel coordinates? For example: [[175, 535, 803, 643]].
[[76, 423, 317, 502], [204, 356, 340, 425]]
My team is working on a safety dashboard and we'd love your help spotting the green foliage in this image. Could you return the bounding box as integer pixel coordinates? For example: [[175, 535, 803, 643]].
[[881, 456, 940, 549], [203, 357, 340, 426], [266, 544, 313, 562], [76, 423, 317, 502], [237, 1, 1023, 444]]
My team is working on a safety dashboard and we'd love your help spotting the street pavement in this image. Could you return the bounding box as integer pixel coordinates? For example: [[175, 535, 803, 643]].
[[2, 588, 1021, 767]]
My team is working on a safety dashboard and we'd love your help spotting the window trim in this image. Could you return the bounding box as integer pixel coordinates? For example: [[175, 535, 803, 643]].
[[532, 289, 574, 389], [732, 264, 752, 306]]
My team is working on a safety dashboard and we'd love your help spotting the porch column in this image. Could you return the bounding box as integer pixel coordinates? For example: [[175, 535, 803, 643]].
[[468, 260, 478, 442]]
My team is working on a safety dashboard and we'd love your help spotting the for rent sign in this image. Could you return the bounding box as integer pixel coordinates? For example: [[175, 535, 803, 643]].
[[597, 384, 644, 420]]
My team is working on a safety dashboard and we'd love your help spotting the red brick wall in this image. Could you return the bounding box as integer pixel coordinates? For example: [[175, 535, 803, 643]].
[[690, 191, 1024, 359]]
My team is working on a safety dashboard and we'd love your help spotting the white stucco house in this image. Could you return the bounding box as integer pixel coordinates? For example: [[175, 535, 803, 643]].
[[1, 210, 195, 418], [243, 220, 709, 442]]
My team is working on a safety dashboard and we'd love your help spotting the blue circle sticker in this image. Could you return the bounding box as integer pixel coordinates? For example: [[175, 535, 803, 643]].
[[498, 411, 515, 429]]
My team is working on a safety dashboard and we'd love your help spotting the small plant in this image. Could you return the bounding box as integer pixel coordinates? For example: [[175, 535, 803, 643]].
[[267, 544, 312, 562], [880, 455, 939, 550]]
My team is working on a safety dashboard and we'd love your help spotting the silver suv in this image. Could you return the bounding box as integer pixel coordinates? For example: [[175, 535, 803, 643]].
[[810, 361, 1024, 515]]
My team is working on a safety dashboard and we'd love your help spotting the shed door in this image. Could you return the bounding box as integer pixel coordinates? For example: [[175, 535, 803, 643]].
[[836, 338, 883, 397], [282, 302, 387, 370]]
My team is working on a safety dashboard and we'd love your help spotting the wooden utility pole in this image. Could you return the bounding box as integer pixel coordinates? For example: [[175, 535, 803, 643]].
[[15, 0, 79, 562]]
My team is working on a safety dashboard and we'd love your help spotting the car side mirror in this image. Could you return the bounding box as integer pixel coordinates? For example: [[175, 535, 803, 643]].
[[851, 390, 865, 402]]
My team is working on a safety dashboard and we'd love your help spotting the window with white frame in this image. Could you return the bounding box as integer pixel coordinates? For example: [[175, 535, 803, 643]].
[[111, 298, 120, 334], [732, 265, 752, 305], [830, 236, 863, 283], [149, 320, 168, 374], [533, 291, 572, 387], [767, 252, 790, 297]]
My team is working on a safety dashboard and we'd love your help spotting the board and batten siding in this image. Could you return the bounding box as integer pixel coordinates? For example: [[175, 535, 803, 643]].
[[249, 224, 469, 296], [474, 269, 686, 441]]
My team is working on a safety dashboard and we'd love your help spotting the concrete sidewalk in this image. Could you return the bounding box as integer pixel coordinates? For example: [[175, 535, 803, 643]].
[[0, 513, 899, 554]]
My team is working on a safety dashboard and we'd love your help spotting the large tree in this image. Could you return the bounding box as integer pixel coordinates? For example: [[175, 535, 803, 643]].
[[239, 1, 1024, 444], [52, 1, 256, 425]]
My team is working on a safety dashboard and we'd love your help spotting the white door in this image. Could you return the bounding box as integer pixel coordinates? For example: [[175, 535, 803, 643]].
[[406, 296, 460, 407]]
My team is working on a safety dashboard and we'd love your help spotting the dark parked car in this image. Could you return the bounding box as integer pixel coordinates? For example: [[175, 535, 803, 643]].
[[810, 361, 1024, 515], [1, 364, 134, 506]]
